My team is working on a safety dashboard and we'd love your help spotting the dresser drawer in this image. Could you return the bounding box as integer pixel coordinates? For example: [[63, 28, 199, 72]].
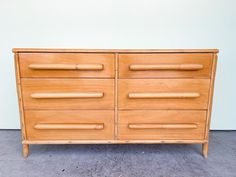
[[19, 53, 114, 78], [119, 110, 206, 140], [119, 53, 213, 78], [25, 110, 114, 140], [21, 79, 114, 110], [119, 79, 210, 110]]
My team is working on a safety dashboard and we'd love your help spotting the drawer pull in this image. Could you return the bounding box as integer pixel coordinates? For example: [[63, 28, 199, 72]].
[[34, 123, 104, 130], [29, 64, 104, 70], [128, 92, 200, 99], [129, 64, 203, 71], [31, 92, 104, 99], [128, 123, 198, 129]]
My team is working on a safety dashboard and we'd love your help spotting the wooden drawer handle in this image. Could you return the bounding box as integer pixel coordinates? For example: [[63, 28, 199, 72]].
[[128, 123, 198, 129], [31, 92, 104, 99], [128, 92, 200, 99], [29, 64, 104, 70], [34, 123, 104, 130], [129, 64, 203, 71]]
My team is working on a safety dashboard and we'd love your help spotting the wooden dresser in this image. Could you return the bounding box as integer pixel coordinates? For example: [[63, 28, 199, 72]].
[[13, 49, 218, 158]]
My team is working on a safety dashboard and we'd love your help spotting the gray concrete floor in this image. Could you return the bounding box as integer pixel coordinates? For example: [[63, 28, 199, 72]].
[[0, 130, 235, 177]]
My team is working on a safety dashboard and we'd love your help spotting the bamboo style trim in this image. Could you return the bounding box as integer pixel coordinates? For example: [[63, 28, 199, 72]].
[[128, 123, 198, 129], [34, 123, 104, 130], [28, 64, 104, 70], [15, 53, 29, 157], [13, 48, 219, 53], [30, 92, 104, 99], [129, 64, 203, 71], [14, 53, 27, 140], [128, 92, 200, 99], [205, 54, 218, 139], [114, 53, 119, 139], [23, 139, 208, 144]]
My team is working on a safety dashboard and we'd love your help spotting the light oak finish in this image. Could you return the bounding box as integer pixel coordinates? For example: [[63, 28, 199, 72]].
[[21, 79, 114, 110], [13, 48, 218, 158], [24, 110, 114, 140], [119, 79, 210, 110], [19, 53, 114, 78], [119, 53, 213, 78]]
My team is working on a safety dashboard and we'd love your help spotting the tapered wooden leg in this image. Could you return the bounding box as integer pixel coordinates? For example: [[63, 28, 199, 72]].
[[23, 144, 29, 158], [202, 142, 208, 158]]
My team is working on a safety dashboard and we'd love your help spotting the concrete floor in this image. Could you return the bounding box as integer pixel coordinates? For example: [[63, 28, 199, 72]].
[[0, 130, 235, 177]]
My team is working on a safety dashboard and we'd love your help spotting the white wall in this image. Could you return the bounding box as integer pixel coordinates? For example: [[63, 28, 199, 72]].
[[0, 0, 235, 129]]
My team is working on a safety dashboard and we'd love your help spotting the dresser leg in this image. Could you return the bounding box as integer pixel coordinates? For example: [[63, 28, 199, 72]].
[[202, 142, 208, 158], [23, 144, 29, 158]]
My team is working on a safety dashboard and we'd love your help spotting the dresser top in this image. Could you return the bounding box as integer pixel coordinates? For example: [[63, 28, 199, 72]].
[[12, 48, 219, 53]]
